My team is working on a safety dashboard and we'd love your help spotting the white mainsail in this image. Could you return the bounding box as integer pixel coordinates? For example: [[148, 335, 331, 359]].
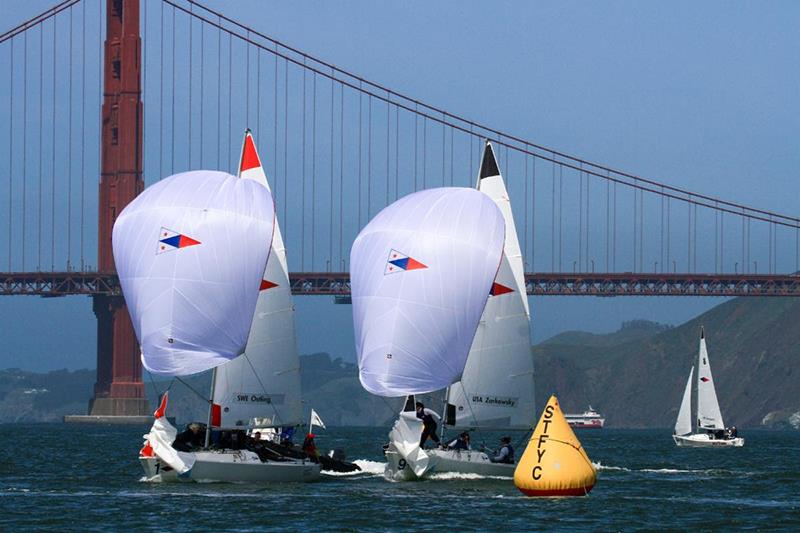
[[696, 328, 725, 430], [675, 366, 694, 436], [447, 142, 535, 429], [351, 187, 506, 397], [211, 131, 303, 428], [112, 170, 275, 376]]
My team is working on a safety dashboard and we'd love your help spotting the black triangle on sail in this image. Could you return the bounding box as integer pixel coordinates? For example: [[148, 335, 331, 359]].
[[479, 141, 500, 180]]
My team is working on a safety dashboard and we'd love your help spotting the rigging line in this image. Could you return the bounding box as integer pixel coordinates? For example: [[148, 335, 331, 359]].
[[422, 116, 426, 188], [143, 0, 147, 180], [166, 0, 798, 225], [394, 104, 398, 201], [242, 353, 284, 425], [146, 370, 164, 398], [256, 47, 261, 143], [245, 29, 249, 126], [175, 376, 212, 403], [441, 114, 445, 185]]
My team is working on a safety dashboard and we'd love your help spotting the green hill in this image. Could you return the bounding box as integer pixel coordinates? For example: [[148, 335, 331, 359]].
[[1, 298, 799, 428], [535, 298, 800, 428]]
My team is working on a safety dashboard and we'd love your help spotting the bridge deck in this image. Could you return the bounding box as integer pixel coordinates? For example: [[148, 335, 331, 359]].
[[2, 272, 799, 297]]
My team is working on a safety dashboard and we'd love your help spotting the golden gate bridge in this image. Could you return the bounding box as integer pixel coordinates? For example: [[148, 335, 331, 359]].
[[2, 0, 799, 417]]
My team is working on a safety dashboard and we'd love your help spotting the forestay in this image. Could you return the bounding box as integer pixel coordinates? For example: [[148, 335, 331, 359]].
[[212, 132, 302, 428], [675, 366, 694, 436], [351, 187, 505, 397], [113, 170, 275, 376], [448, 143, 535, 429], [696, 330, 725, 430]]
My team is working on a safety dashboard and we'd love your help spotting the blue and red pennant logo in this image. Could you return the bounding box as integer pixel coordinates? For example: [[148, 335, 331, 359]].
[[385, 249, 427, 275], [157, 227, 201, 254]]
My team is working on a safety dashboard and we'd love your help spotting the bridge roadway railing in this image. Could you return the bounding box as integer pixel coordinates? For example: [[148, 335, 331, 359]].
[[2, 271, 800, 297]]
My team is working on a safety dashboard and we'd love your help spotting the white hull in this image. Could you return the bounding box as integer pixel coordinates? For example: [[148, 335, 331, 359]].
[[384, 443, 515, 481], [673, 434, 744, 448], [140, 450, 321, 483]]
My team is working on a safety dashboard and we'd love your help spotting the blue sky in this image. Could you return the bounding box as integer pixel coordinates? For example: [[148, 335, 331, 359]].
[[1, 1, 798, 371]]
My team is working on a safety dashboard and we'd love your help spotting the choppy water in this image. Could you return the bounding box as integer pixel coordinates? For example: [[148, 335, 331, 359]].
[[1, 424, 798, 531]]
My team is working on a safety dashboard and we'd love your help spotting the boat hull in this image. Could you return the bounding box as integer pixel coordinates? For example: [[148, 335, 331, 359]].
[[673, 434, 744, 448], [384, 444, 515, 481], [140, 450, 322, 483]]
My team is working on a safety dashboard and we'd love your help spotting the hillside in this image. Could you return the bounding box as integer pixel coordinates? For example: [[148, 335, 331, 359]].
[[2, 298, 799, 428], [535, 298, 800, 428]]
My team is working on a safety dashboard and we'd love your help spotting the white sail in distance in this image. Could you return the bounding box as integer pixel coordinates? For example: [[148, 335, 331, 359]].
[[211, 131, 303, 428], [675, 366, 694, 436], [447, 142, 535, 429], [696, 328, 725, 430], [351, 187, 506, 397], [112, 170, 275, 376]]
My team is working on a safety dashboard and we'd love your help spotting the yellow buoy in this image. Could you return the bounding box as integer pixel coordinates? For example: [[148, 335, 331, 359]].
[[514, 395, 597, 496]]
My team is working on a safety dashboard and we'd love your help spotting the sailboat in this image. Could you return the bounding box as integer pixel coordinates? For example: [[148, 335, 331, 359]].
[[130, 132, 321, 482], [673, 327, 744, 448], [381, 142, 535, 480]]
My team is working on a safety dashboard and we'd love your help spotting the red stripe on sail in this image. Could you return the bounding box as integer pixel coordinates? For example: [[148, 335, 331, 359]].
[[240, 134, 261, 172], [210, 404, 222, 427]]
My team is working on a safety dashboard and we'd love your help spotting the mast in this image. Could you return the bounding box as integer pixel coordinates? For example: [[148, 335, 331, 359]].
[[204, 367, 217, 448]]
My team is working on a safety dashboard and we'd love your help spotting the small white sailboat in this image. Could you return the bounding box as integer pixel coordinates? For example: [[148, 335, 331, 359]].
[[383, 142, 535, 480], [673, 327, 744, 448], [128, 132, 321, 482]]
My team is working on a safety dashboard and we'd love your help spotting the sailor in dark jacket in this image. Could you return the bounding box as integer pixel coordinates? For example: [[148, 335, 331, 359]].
[[489, 436, 515, 464], [415, 402, 441, 448], [172, 423, 204, 452], [446, 431, 471, 451]]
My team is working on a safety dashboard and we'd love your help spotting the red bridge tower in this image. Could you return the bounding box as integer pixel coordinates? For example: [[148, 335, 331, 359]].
[[89, 0, 149, 417]]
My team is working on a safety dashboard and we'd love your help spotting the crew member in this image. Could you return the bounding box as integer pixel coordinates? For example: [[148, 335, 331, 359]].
[[489, 436, 515, 464], [302, 433, 320, 461], [415, 402, 441, 448], [446, 431, 471, 451], [172, 423, 204, 452]]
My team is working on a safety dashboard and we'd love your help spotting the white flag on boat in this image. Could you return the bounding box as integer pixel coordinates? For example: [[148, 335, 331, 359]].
[[310, 409, 326, 430]]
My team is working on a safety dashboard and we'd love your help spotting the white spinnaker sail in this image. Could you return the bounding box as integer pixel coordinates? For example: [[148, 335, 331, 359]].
[[113, 170, 275, 376], [212, 132, 302, 428], [675, 366, 694, 436], [447, 142, 535, 429], [351, 187, 506, 397], [696, 329, 725, 429]]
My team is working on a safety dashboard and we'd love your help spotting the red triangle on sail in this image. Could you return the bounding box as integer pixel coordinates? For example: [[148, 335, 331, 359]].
[[404, 257, 427, 271], [240, 134, 262, 172], [490, 282, 514, 296], [178, 234, 202, 248], [700, 377, 710, 383], [259, 279, 278, 291]]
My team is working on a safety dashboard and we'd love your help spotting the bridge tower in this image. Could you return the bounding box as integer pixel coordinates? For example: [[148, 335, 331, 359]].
[[88, 0, 149, 418]]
